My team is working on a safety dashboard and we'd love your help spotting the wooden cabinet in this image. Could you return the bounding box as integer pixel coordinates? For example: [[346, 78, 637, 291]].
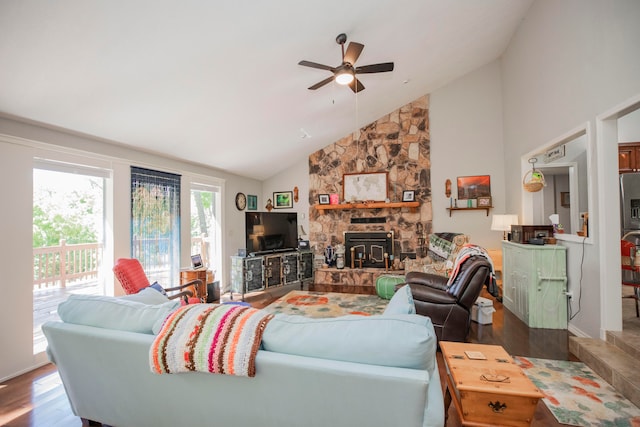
[[502, 241, 567, 329], [179, 269, 212, 301], [619, 142, 640, 173]]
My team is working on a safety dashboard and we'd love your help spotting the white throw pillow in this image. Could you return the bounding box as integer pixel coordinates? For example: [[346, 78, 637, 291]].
[[58, 294, 180, 334], [119, 287, 170, 305]]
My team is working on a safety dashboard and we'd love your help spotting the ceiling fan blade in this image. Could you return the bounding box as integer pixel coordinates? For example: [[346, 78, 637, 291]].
[[298, 60, 335, 72], [348, 78, 365, 93], [308, 75, 335, 90], [343, 42, 364, 65], [355, 62, 395, 74]]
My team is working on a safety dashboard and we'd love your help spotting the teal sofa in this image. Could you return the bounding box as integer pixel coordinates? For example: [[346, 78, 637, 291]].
[[43, 288, 445, 427]]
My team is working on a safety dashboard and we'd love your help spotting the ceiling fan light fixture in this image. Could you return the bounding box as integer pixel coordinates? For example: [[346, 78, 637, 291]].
[[335, 68, 354, 85]]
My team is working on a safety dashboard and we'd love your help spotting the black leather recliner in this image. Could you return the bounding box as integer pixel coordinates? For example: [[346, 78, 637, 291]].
[[403, 255, 492, 342]]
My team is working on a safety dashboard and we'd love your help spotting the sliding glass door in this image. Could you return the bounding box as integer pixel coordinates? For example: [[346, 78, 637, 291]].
[[33, 161, 107, 354]]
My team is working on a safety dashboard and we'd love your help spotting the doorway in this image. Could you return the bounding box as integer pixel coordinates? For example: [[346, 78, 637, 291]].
[[597, 94, 640, 335]]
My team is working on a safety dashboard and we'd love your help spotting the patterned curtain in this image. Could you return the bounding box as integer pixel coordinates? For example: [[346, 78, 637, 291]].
[[130, 166, 181, 285]]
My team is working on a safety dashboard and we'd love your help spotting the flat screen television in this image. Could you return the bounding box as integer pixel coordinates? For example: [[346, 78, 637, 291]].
[[245, 212, 298, 255]]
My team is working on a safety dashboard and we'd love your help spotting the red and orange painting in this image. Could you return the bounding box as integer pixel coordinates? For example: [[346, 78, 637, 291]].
[[457, 175, 491, 199]]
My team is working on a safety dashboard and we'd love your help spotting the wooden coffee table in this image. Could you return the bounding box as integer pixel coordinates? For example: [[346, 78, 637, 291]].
[[440, 342, 543, 427]]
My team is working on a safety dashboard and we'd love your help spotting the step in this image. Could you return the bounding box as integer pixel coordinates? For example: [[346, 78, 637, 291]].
[[570, 336, 640, 408], [606, 328, 640, 359]]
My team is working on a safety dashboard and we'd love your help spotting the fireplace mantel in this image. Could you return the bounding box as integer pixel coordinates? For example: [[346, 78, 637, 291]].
[[314, 201, 419, 214]]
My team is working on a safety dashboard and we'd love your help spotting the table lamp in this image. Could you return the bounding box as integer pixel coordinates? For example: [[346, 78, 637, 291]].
[[491, 214, 519, 240]]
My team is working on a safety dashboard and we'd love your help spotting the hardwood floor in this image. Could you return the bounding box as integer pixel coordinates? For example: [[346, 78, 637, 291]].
[[0, 364, 82, 427], [2, 290, 572, 427]]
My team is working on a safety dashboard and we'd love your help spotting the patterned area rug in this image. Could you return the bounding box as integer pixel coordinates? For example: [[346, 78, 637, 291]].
[[514, 356, 640, 427], [262, 290, 388, 318]]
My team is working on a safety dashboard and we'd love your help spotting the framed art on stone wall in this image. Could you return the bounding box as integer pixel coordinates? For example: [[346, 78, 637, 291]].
[[343, 172, 389, 202], [402, 190, 415, 202]]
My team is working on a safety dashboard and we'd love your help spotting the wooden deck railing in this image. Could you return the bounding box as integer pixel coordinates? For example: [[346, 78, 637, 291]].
[[33, 235, 211, 290], [33, 240, 103, 290]]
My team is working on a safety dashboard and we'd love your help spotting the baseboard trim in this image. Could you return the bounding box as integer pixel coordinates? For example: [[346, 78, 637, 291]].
[[568, 323, 590, 338], [0, 359, 50, 383]]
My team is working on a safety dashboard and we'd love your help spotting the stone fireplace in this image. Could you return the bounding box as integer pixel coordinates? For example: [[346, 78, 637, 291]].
[[344, 231, 393, 269], [307, 95, 432, 293]]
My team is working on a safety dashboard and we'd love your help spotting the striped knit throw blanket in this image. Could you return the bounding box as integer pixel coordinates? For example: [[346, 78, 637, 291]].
[[150, 304, 274, 377]]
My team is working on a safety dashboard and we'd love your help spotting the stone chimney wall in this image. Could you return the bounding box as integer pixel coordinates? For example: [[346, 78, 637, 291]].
[[308, 95, 432, 258]]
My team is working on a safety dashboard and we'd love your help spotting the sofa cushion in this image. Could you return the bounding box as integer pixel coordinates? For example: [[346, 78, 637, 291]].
[[383, 284, 416, 315], [261, 313, 436, 371], [58, 294, 180, 334], [119, 286, 170, 304]]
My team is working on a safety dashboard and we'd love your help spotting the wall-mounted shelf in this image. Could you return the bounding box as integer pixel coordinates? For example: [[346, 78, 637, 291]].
[[446, 206, 492, 217], [315, 201, 419, 214]]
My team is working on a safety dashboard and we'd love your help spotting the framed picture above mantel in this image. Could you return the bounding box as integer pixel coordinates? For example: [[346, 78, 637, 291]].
[[343, 172, 389, 203]]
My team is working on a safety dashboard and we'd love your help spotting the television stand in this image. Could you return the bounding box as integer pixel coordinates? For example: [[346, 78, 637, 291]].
[[231, 250, 313, 300]]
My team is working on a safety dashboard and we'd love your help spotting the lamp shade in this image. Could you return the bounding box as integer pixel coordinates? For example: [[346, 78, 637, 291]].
[[491, 214, 519, 232]]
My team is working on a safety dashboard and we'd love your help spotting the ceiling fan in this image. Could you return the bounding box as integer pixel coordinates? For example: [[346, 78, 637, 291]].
[[298, 33, 394, 93]]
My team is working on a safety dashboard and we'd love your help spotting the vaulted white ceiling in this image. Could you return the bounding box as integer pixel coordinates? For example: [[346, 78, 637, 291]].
[[0, 0, 533, 180]]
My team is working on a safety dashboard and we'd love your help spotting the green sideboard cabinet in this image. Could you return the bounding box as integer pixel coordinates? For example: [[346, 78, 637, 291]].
[[502, 241, 568, 329]]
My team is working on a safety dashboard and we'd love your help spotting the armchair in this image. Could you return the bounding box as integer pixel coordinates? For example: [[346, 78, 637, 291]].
[[403, 255, 491, 342], [113, 258, 204, 304]]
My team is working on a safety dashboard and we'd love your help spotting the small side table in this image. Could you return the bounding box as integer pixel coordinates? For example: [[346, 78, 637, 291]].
[[180, 269, 212, 302], [440, 341, 542, 427]]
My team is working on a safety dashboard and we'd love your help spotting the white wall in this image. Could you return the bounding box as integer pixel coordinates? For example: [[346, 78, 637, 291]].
[[262, 159, 310, 243], [270, 61, 508, 254], [430, 60, 506, 251], [619, 108, 640, 142], [501, 0, 640, 338], [0, 117, 261, 380], [0, 141, 35, 380]]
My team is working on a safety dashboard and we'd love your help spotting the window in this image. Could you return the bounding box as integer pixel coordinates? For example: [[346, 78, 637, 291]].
[[131, 167, 181, 284]]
